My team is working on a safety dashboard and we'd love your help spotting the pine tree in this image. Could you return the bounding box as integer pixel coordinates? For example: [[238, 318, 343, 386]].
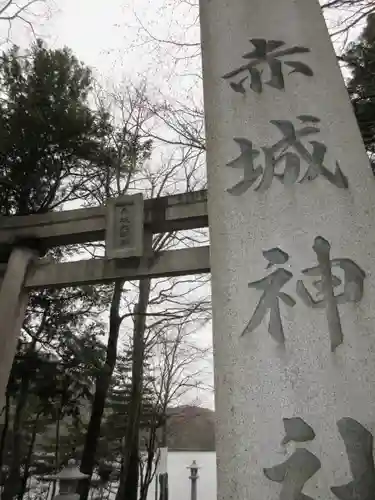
[[0, 39, 113, 216], [0, 38, 114, 500], [343, 13, 375, 172]]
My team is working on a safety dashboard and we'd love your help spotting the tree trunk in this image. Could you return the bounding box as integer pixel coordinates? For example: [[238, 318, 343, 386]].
[[18, 412, 41, 500], [1, 336, 38, 500], [139, 428, 157, 500], [78, 280, 124, 500], [115, 278, 151, 500], [50, 404, 63, 500], [2, 373, 30, 500], [124, 444, 139, 500], [0, 389, 11, 478]]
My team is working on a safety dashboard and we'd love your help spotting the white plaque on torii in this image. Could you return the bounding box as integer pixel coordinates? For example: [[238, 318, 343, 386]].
[[105, 193, 144, 259]]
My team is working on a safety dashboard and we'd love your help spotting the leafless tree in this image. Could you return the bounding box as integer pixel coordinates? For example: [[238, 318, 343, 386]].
[[71, 82, 211, 500], [112, 174, 210, 500], [123, 0, 366, 80], [321, 0, 375, 40], [76, 82, 154, 500], [114, 0, 372, 195], [0, 0, 52, 45], [138, 318, 212, 499]]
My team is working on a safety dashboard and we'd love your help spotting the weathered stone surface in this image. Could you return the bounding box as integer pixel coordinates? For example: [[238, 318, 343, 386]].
[[20, 246, 210, 289], [0, 247, 36, 410], [0, 190, 208, 259], [105, 193, 144, 259], [199, 0, 375, 498]]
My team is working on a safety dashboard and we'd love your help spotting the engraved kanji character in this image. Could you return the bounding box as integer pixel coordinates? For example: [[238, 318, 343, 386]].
[[264, 417, 320, 500], [297, 237, 366, 352], [226, 116, 348, 196], [331, 418, 375, 500], [264, 449, 321, 500], [222, 38, 313, 94], [226, 138, 262, 195], [242, 248, 295, 344]]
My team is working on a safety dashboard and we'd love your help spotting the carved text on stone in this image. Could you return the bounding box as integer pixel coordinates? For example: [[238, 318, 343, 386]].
[[242, 237, 365, 351], [222, 38, 313, 95]]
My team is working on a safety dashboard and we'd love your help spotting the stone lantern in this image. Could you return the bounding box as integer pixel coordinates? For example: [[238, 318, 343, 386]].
[[48, 460, 89, 500], [187, 460, 200, 500]]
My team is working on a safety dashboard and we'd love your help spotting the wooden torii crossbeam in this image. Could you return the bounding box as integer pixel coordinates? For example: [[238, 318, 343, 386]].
[[0, 189, 210, 409]]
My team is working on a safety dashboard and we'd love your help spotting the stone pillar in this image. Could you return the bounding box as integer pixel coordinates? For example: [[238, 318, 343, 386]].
[[199, 1, 375, 499], [158, 446, 169, 500], [0, 247, 36, 410]]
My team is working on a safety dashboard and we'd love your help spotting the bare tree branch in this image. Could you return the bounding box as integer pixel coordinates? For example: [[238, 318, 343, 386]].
[[0, 0, 52, 45]]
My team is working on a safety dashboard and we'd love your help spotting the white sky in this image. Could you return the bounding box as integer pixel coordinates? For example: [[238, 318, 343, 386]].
[[0, 0, 215, 409], [39, 0, 215, 407], [1, 0, 366, 412], [36, 0, 202, 99]]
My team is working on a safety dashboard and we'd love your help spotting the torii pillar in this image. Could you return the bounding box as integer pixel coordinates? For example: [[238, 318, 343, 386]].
[[0, 247, 38, 409], [200, 0, 375, 499]]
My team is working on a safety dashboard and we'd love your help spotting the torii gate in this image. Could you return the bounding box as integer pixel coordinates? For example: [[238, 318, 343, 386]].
[[2, 0, 375, 498], [0, 189, 210, 409]]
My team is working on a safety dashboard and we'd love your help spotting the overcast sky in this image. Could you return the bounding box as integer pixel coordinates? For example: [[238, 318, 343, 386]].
[[1, 0, 366, 411], [0, 0, 213, 409], [35, 0, 202, 101]]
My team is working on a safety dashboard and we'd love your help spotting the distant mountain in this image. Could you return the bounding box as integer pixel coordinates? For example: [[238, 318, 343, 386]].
[[165, 405, 215, 451], [0, 403, 216, 460]]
